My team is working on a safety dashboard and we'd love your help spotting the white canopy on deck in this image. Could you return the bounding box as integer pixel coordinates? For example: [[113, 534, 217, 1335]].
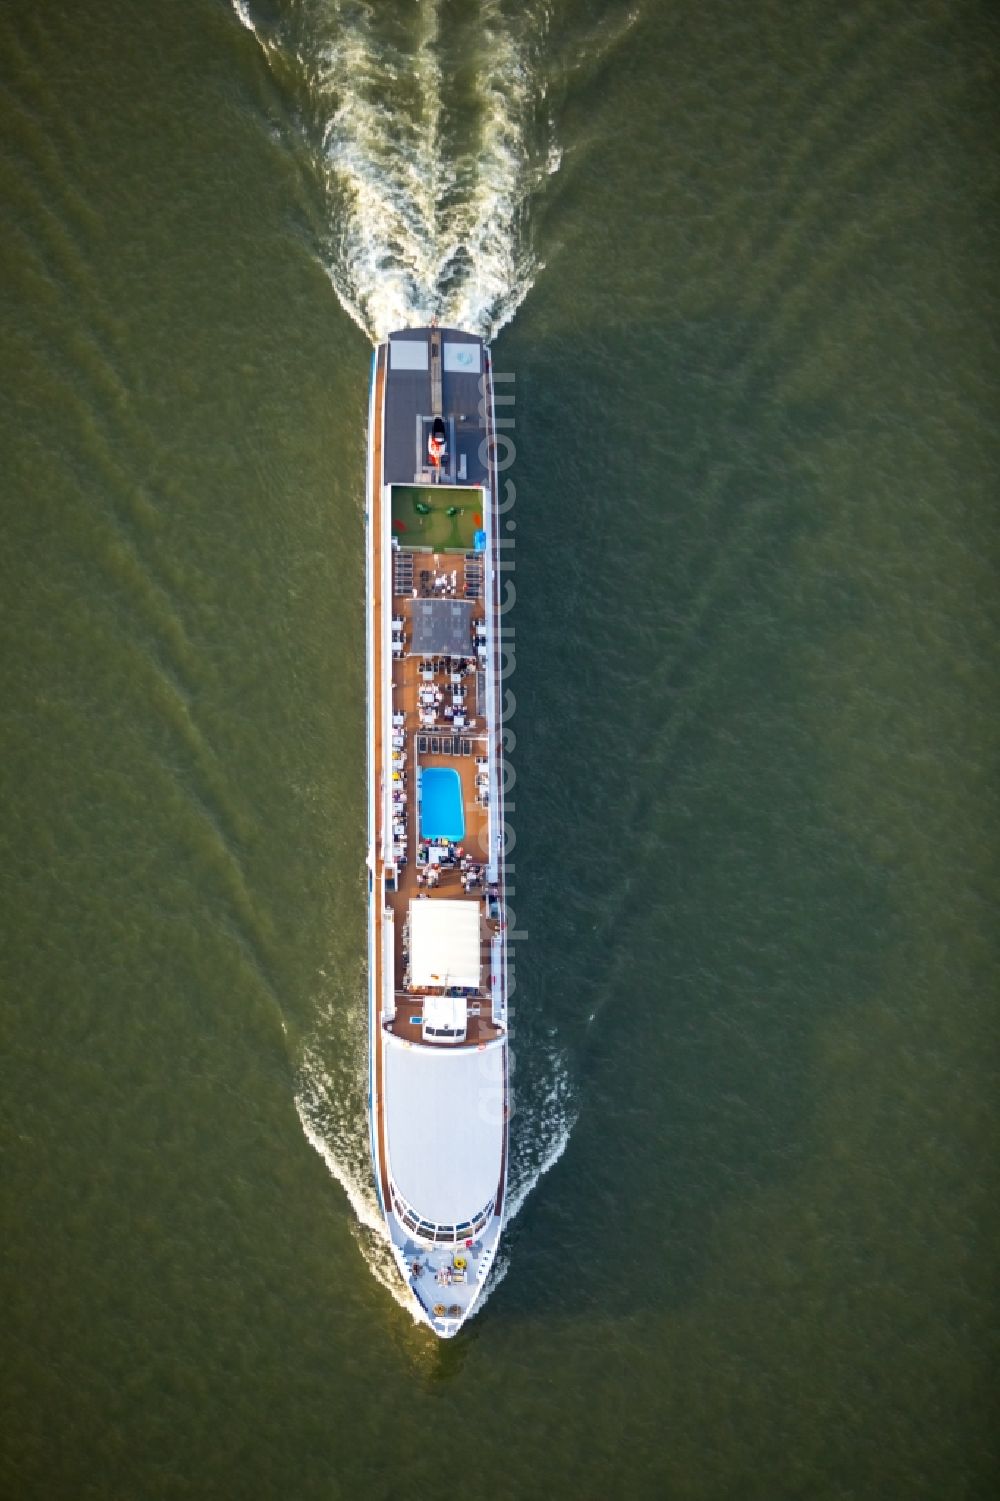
[[384, 1034, 505, 1225], [409, 897, 481, 989]]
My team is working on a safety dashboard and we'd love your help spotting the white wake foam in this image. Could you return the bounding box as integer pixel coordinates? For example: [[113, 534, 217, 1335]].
[[233, 0, 560, 341], [231, 0, 271, 57], [295, 1033, 424, 1326], [505, 1051, 577, 1225]]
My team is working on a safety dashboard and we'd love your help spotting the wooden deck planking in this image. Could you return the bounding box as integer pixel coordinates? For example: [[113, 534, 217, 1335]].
[[383, 549, 502, 1042]]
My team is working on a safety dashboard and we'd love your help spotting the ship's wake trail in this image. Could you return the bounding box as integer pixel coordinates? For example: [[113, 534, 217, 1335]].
[[233, 0, 561, 341], [294, 1032, 418, 1323]]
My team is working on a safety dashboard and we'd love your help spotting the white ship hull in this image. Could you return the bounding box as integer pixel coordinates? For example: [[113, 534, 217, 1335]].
[[365, 329, 509, 1337]]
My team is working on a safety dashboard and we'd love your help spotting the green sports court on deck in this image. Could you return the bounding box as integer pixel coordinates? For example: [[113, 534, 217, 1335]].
[[391, 486, 483, 551]]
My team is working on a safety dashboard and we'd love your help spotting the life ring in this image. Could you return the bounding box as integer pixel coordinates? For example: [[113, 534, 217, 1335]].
[[432, 1303, 446, 1317], [453, 1256, 467, 1271]]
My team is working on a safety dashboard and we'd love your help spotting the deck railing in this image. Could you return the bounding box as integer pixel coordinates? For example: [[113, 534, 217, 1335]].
[[485, 350, 509, 1032]]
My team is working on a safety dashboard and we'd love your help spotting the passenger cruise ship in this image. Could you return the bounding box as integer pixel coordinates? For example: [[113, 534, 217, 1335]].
[[366, 327, 509, 1337]]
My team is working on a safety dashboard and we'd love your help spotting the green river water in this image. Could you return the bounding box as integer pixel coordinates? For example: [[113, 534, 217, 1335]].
[[1, 2, 997, 1497]]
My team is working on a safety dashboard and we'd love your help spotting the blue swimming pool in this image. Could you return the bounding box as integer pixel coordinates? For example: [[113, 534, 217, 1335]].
[[420, 766, 465, 841]]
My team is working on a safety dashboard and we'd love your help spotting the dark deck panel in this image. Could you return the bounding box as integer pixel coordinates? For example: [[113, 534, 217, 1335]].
[[411, 598, 474, 656], [383, 328, 489, 487]]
